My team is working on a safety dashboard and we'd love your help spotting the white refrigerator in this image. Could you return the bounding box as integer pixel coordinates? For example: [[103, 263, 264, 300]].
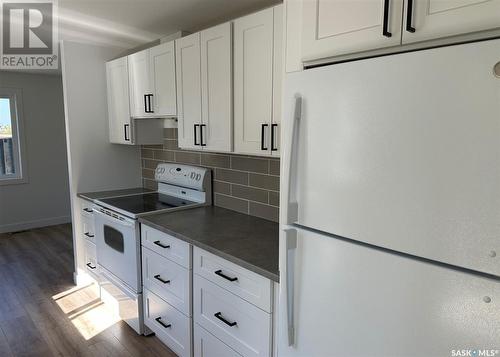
[[278, 39, 500, 357]]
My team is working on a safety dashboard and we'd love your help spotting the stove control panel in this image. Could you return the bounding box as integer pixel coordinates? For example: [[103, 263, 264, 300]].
[[155, 163, 210, 192]]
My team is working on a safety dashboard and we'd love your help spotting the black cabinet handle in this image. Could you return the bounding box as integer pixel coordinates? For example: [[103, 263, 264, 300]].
[[153, 240, 170, 249], [83, 208, 93, 213], [146, 94, 154, 113], [144, 94, 148, 113], [154, 274, 170, 284], [86, 262, 96, 270], [214, 269, 238, 282], [214, 312, 237, 327], [200, 124, 207, 147], [406, 0, 416, 33], [155, 317, 171, 329], [84, 232, 94, 238], [124, 124, 130, 141], [382, 0, 392, 37], [261, 124, 269, 151], [271, 123, 278, 151], [194, 124, 200, 146]]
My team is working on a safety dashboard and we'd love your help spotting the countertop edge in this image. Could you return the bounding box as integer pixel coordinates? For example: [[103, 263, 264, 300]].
[[138, 218, 280, 283]]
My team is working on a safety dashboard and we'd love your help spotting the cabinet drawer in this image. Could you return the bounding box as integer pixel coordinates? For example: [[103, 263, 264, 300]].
[[84, 240, 99, 279], [143, 247, 191, 316], [141, 224, 191, 268], [194, 275, 271, 357], [144, 289, 192, 357], [194, 324, 242, 357], [194, 247, 272, 312], [81, 213, 95, 243]]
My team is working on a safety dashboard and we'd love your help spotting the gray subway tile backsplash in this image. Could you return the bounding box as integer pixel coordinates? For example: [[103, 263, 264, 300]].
[[141, 128, 280, 222]]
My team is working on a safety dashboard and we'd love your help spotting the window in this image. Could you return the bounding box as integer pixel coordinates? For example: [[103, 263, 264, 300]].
[[0, 88, 26, 184]]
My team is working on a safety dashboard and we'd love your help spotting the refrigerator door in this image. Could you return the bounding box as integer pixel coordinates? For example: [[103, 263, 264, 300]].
[[278, 227, 500, 357], [282, 39, 500, 277]]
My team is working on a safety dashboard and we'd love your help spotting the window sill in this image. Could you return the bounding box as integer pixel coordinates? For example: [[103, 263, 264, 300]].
[[0, 176, 28, 186]]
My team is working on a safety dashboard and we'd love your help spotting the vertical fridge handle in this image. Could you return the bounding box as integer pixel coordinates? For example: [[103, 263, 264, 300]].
[[285, 95, 302, 224], [285, 228, 297, 346]]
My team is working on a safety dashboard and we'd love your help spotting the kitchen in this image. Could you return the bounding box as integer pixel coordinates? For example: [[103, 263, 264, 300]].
[[0, 0, 499, 356]]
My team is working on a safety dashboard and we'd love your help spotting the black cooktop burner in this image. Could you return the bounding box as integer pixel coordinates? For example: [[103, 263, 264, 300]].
[[99, 193, 196, 215]]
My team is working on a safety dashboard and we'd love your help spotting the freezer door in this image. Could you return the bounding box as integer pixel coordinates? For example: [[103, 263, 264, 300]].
[[278, 227, 500, 357], [282, 39, 500, 277]]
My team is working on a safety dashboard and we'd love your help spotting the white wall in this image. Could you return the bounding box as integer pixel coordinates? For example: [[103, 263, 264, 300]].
[[61, 41, 142, 283], [0, 71, 71, 233]]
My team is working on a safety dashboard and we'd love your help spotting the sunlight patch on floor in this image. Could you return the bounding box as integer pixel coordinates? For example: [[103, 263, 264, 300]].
[[52, 283, 121, 340]]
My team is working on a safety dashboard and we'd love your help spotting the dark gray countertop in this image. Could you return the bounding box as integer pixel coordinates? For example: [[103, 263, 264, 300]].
[[139, 206, 279, 282], [78, 188, 154, 202]]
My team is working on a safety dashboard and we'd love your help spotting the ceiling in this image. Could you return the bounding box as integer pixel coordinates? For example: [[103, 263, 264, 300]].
[[58, 0, 281, 49]]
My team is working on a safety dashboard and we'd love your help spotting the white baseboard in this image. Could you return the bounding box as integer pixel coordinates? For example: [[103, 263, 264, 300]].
[[0, 215, 71, 234]]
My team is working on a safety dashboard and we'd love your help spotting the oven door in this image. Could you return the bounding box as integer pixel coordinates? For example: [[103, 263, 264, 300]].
[[93, 207, 141, 292]]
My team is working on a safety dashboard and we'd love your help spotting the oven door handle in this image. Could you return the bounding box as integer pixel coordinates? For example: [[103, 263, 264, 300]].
[[93, 208, 135, 227]]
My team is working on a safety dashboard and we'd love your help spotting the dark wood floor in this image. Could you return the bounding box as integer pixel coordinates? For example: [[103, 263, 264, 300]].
[[0, 224, 176, 357]]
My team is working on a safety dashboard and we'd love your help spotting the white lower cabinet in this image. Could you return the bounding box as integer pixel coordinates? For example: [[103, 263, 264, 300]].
[[141, 224, 274, 357], [144, 289, 192, 357], [81, 204, 99, 281], [194, 324, 242, 357], [142, 247, 192, 316], [193, 275, 272, 357], [83, 239, 99, 279]]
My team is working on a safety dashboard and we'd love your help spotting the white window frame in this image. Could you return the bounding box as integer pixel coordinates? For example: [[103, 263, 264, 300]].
[[0, 88, 27, 185]]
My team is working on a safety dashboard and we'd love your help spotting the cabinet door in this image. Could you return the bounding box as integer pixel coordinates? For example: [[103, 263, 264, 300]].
[[200, 22, 233, 152], [150, 41, 177, 117], [302, 0, 404, 62], [194, 325, 243, 357], [234, 8, 274, 156], [176, 33, 202, 150], [106, 57, 132, 145], [271, 5, 283, 157], [128, 49, 153, 118], [402, 0, 500, 44]]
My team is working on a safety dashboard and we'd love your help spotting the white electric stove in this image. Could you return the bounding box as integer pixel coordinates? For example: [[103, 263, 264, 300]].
[[92, 163, 211, 334]]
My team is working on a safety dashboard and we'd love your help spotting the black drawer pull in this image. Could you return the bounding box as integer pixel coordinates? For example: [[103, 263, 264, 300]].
[[406, 0, 416, 33], [153, 240, 170, 249], [194, 124, 200, 146], [83, 208, 93, 213], [86, 262, 96, 270], [200, 124, 207, 147], [214, 270, 238, 282], [124, 124, 130, 141], [154, 274, 170, 284], [84, 232, 94, 238], [155, 317, 171, 329], [214, 312, 237, 327], [271, 123, 278, 151], [261, 124, 268, 150], [382, 0, 392, 37]]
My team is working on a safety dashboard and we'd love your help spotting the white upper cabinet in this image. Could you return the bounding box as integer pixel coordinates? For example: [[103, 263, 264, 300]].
[[106, 57, 132, 145], [176, 23, 233, 152], [301, 0, 404, 62], [402, 0, 500, 44], [106, 56, 164, 146], [201, 22, 233, 152], [128, 41, 177, 118], [234, 5, 283, 157], [150, 42, 177, 116], [128, 49, 153, 118], [176, 33, 202, 150]]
